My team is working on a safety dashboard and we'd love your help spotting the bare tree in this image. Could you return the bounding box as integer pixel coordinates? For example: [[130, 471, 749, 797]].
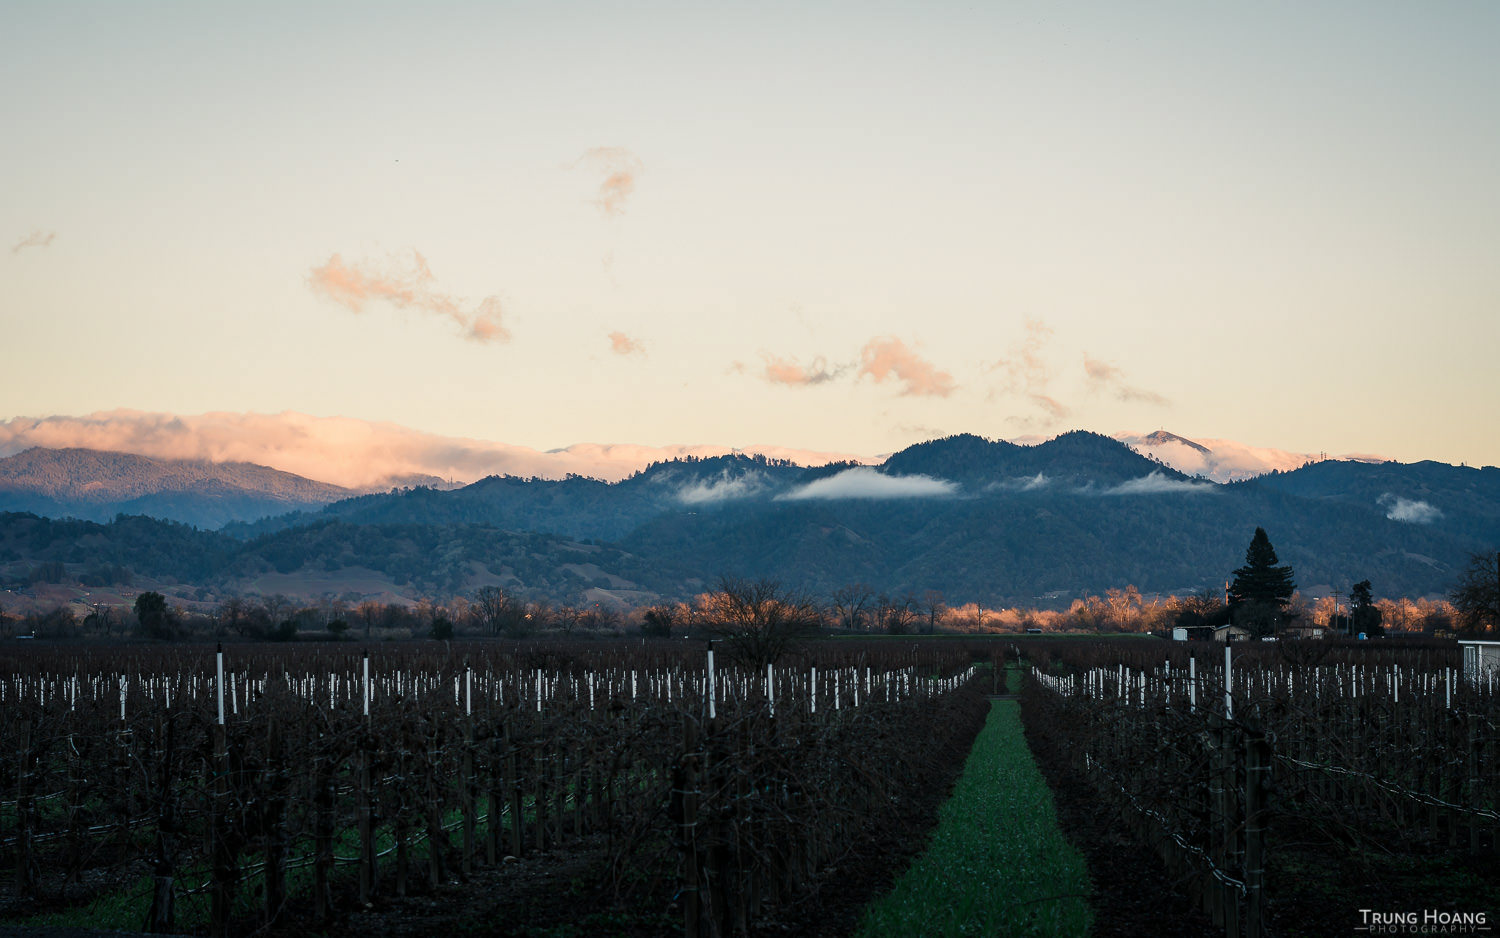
[[830, 583, 874, 631], [697, 577, 820, 667], [1450, 550, 1500, 636], [921, 589, 946, 635], [554, 605, 582, 635], [473, 586, 530, 637], [877, 592, 920, 635], [261, 594, 296, 633], [356, 600, 382, 640]]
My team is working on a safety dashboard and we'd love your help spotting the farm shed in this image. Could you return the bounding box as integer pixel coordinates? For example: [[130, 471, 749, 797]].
[[1459, 640, 1500, 683], [1212, 624, 1251, 643]]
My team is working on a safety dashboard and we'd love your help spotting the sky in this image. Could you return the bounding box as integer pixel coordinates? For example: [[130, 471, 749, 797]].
[[4, 1, 1498, 476]]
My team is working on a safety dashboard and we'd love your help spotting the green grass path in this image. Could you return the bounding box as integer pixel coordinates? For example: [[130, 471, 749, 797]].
[[855, 693, 1093, 937]]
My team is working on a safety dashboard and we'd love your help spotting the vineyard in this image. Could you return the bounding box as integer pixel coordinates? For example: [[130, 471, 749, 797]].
[[4, 636, 1498, 937], [0, 640, 987, 937], [1025, 639, 1500, 938]]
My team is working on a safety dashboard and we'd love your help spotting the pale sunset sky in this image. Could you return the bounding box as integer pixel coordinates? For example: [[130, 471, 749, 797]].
[[3, 1, 1498, 479]]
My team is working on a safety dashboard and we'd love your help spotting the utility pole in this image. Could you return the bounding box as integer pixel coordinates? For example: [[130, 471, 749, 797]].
[[1330, 589, 1341, 635]]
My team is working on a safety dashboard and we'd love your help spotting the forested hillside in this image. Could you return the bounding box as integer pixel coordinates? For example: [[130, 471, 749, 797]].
[[3, 432, 1494, 607]]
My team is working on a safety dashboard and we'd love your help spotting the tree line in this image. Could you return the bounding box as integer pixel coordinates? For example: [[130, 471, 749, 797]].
[[2, 532, 1495, 643]]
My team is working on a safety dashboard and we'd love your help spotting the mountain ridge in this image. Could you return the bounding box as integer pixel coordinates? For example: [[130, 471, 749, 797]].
[[2, 431, 1495, 610], [0, 447, 353, 528]]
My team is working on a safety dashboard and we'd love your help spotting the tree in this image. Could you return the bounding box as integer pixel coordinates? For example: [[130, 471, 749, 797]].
[[829, 583, 874, 631], [1449, 551, 1499, 637], [1228, 527, 1296, 638], [356, 601, 383, 640], [641, 605, 676, 638], [134, 591, 174, 640], [921, 590, 947, 634], [1349, 580, 1384, 637], [877, 592, 920, 635], [473, 586, 530, 637], [1169, 590, 1228, 631], [429, 616, 455, 641], [696, 577, 819, 667]]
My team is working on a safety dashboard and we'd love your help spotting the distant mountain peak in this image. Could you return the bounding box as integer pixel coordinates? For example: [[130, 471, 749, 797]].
[[1140, 430, 1212, 456]]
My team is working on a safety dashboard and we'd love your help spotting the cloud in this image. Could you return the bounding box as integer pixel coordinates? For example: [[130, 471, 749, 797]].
[[988, 472, 1050, 492], [986, 319, 1069, 425], [307, 250, 511, 343], [676, 470, 770, 504], [609, 331, 645, 356], [11, 230, 55, 254], [781, 467, 958, 500], [0, 411, 866, 490], [575, 147, 644, 217], [1099, 471, 1215, 495], [763, 354, 843, 387], [1379, 493, 1443, 524], [1084, 356, 1169, 405], [1029, 394, 1069, 421], [858, 338, 956, 397], [1115, 432, 1392, 483]]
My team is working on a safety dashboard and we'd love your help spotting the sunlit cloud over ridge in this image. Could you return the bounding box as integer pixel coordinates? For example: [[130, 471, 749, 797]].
[[1380, 493, 1443, 524], [1100, 471, 1215, 495], [781, 467, 958, 500], [675, 470, 770, 504], [307, 250, 510, 343], [0, 411, 863, 491], [1114, 432, 1382, 483], [988, 472, 1050, 492]]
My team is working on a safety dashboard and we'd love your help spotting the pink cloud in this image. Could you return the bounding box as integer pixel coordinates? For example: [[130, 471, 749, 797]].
[[575, 147, 644, 217], [0, 411, 867, 490], [1029, 394, 1069, 420], [986, 318, 1053, 396], [1084, 355, 1168, 405], [858, 337, 956, 397], [609, 331, 645, 356], [763, 354, 841, 386], [985, 318, 1073, 425], [307, 250, 510, 343]]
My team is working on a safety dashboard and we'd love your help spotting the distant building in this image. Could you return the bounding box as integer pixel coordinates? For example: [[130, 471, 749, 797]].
[[1460, 640, 1500, 683], [1172, 624, 1216, 641], [1212, 624, 1251, 643], [1281, 624, 1328, 640]]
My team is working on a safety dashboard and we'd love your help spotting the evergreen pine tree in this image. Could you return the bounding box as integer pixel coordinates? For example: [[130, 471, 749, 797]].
[[1349, 579, 1383, 637], [1228, 527, 1296, 637]]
